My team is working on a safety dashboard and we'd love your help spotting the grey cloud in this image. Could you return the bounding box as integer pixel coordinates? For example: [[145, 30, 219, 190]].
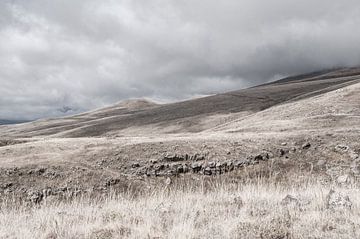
[[1, 0, 360, 120]]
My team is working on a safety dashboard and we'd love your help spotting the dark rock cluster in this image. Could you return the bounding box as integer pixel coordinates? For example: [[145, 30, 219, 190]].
[[129, 152, 270, 177]]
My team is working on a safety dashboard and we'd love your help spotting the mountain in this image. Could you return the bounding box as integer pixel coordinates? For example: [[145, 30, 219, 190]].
[[2, 67, 360, 138], [0, 67, 360, 202], [0, 119, 29, 125]]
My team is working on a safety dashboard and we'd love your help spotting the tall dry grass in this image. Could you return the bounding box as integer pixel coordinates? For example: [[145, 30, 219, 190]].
[[1, 179, 360, 239]]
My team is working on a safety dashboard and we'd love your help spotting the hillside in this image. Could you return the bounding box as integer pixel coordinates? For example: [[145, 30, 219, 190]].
[[2, 67, 360, 138], [2, 67, 360, 238]]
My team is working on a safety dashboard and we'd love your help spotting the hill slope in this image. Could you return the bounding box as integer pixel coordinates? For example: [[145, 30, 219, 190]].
[[2, 67, 360, 138], [1, 67, 360, 205]]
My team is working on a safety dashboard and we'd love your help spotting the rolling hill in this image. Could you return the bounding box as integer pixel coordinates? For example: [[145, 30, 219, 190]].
[[2, 67, 360, 138]]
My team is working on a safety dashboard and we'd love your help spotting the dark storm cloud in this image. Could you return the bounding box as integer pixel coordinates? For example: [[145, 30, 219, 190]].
[[1, 0, 360, 120]]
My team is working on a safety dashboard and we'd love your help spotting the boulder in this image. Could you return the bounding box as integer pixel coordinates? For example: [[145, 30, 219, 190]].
[[27, 191, 44, 204], [335, 145, 349, 153], [165, 177, 172, 186], [302, 142, 311, 149], [191, 162, 202, 173], [131, 163, 140, 168], [163, 153, 184, 162], [203, 167, 212, 175]]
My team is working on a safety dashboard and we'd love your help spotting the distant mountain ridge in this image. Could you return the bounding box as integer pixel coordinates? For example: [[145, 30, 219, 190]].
[[0, 119, 29, 125], [1, 67, 360, 137]]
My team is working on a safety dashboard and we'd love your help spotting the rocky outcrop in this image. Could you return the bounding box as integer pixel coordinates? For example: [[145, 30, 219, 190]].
[[128, 152, 270, 177]]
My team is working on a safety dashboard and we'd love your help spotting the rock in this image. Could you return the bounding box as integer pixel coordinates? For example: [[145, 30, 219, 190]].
[[183, 164, 189, 173], [226, 161, 234, 171], [154, 164, 165, 171], [165, 177, 172, 186], [326, 189, 352, 210], [335, 145, 349, 153], [1, 182, 13, 190], [163, 153, 184, 162], [254, 152, 269, 161], [191, 162, 202, 173], [281, 142, 287, 146], [27, 191, 44, 204], [203, 167, 212, 175], [105, 178, 121, 187], [150, 158, 159, 164], [131, 163, 140, 168], [207, 162, 216, 168], [281, 195, 300, 207], [302, 142, 311, 149], [191, 153, 206, 161], [216, 162, 225, 168], [42, 188, 53, 197], [278, 149, 286, 156], [35, 168, 46, 175], [234, 160, 245, 167], [336, 175, 350, 184]]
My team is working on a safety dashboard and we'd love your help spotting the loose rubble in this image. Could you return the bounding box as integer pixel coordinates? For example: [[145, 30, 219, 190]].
[[129, 152, 270, 177]]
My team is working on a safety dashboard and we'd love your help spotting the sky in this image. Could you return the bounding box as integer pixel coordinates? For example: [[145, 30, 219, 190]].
[[1, 0, 360, 120]]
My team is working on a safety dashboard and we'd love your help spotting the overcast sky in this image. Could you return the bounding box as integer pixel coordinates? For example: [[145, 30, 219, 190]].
[[1, 0, 360, 120]]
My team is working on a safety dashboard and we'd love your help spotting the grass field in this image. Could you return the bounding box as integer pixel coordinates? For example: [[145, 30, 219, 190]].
[[1, 178, 359, 239]]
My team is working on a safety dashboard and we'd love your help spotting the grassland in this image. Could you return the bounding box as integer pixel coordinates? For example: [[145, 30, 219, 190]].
[[1, 178, 359, 239]]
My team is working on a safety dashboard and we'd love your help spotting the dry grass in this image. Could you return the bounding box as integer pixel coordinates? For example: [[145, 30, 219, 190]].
[[1, 180, 360, 239]]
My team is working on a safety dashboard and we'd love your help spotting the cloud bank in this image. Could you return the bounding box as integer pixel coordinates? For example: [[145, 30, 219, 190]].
[[1, 0, 360, 120]]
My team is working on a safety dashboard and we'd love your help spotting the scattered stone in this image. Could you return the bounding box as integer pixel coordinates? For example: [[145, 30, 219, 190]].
[[1, 182, 13, 190], [207, 161, 216, 168], [281, 142, 287, 146], [42, 188, 53, 197], [176, 165, 185, 174], [203, 167, 212, 175], [150, 159, 159, 164], [326, 189, 352, 210], [131, 163, 140, 168], [216, 162, 225, 168], [105, 178, 121, 187], [278, 148, 286, 156], [191, 162, 202, 173], [27, 191, 44, 204], [335, 145, 349, 153], [234, 160, 245, 167], [35, 168, 46, 175], [165, 177, 172, 186], [191, 154, 206, 161], [254, 152, 270, 161], [302, 142, 311, 149]]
